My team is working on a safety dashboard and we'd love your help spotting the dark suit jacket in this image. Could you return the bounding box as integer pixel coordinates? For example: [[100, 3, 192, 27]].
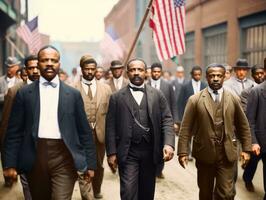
[[247, 81, 266, 153], [178, 80, 207, 120], [171, 78, 189, 122], [147, 79, 178, 122], [105, 84, 175, 165], [2, 81, 96, 173], [178, 88, 251, 164]]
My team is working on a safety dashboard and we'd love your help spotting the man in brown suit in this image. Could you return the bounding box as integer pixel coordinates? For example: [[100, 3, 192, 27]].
[[74, 55, 112, 199], [0, 55, 40, 199], [106, 60, 128, 92], [178, 63, 252, 200]]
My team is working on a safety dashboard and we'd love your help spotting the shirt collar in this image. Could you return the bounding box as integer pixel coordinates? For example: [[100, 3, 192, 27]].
[[27, 79, 33, 85], [234, 76, 247, 82], [114, 76, 123, 82], [40, 75, 60, 86], [82, 77, 96, 86], [151, 78, 161, 85], [129, 82, 145, 89], [7, 76, 15, 82], [208, 86, 223, 94], [192, 79, 200, 84]]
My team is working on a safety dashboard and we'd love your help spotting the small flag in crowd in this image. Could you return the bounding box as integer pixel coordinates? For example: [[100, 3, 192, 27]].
[[150, 0, 186, 62], [16, 16, 42, 54], [100, 26, 125, 64]]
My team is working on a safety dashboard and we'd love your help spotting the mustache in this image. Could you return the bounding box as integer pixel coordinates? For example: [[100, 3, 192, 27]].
[[132, 76, 143, 82], [44, 67, 56, 72]]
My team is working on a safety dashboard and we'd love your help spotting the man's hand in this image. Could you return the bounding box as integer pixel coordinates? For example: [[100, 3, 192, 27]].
[[163, 145, 174, 161], [83, 170, 94, 183], [240, 152, 251, 169], [174, 123, 180, 135], [3, 168, 18, 187], [107, 154, 118, 174], [178, 155, 188, 169], [252, 144, 260, 156]]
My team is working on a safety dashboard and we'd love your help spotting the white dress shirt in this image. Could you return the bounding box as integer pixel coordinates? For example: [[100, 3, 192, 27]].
[[7, 76, 16, 88], [81, 77, 97, 98], [192, 79, 201, 94], [151, 79, 161, 90], [38, 76, 61, 139], [129, 83, 144, 105], [113, 76, 123, 90], [208, 86, 223, 102], [27, 79, 33, 85]]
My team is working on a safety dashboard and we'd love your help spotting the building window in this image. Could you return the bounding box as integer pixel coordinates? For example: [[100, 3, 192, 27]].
[[240, 11, 266, 66], [182, 32, 195, 76], [203, 23, 227, 67]]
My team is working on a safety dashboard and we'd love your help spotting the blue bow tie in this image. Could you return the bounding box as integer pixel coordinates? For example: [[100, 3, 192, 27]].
[[43, 81, 57, 88]]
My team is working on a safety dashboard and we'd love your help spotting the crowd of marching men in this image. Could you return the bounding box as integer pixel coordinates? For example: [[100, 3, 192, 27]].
[[0, 45, 265, 200]]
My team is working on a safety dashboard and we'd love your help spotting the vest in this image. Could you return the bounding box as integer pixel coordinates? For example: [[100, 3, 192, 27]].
[[208, 93, 225, 143], [80, 86, 97, 129], [130, 92, 152, 144]]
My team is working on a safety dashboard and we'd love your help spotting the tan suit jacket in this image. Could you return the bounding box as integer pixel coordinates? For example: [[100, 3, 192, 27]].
[[74, 81, 112, 144], [0, 81, 26, 144], [106, 77, 128, 93], [178, 88, 251, 164]]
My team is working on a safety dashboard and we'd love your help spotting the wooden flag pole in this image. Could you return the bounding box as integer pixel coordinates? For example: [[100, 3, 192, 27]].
[[5, 35, 25, 58], [123, 0, 154, 66]]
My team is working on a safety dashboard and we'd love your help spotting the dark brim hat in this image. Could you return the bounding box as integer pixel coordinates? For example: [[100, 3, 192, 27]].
[[110, 64, 124, 69], [5, 56, 21, 68], [234, 58, 250, 69]]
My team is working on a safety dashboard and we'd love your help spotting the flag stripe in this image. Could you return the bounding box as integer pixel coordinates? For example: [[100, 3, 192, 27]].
[[150, 0, 185, 61]]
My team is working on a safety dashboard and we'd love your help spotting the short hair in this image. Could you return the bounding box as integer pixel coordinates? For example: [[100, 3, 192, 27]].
[[126, 58, 147, 70], [251, 64, 264, 75], [151, 62, 162, 70], [24, 55, 38, 67], [37, 45, 60, 59], [190, 65, 202, 75], [80, 54, 97, 68], [205, 63, 226, 74]]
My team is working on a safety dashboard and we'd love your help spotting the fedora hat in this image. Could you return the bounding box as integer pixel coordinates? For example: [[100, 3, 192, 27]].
[[234, 58, 250, 69], [110, 60, 123, 69]]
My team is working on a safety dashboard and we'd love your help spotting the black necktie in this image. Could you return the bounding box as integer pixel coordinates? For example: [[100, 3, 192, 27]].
[[129, 85, 145, 93], [43, 81, 57, 88]]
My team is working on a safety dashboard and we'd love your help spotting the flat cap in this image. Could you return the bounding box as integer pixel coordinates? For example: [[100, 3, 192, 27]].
[[80, 54, 97, 67]]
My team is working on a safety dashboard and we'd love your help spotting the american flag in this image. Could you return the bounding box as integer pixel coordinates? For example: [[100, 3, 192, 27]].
[[150, 0, 186, 61], [16, 16, 42, 54]]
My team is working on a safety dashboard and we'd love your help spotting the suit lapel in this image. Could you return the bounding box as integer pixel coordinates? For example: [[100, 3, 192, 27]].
[[223, 90, 230, 117], [146, 85, 154, 116], [261, 82, 266, 99], [30, 81, 40, 139], [203, 89, 215, 122], [121, 86, 135, 116], [96, 81, 103, 108], [58, 81, 69, 123]]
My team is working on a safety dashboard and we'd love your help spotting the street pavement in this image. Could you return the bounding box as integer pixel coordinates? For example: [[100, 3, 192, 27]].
[[0, 138, 264, 199]]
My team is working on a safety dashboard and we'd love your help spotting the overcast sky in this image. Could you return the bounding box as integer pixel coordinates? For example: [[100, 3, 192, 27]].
[[24, 0, 119, 42]]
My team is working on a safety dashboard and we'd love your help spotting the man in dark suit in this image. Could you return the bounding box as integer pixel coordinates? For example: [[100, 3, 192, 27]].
[[171, 66, 188, 122], [178, 63, 251, 200], [0, 55, 40, 199], [147, 62, 177, 178], [241, 64, 264, 192], [105, 58, 175, 200], [178, 65, 207, 120], [2, 45, 96, 200], [246, 58, 266, 199]]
